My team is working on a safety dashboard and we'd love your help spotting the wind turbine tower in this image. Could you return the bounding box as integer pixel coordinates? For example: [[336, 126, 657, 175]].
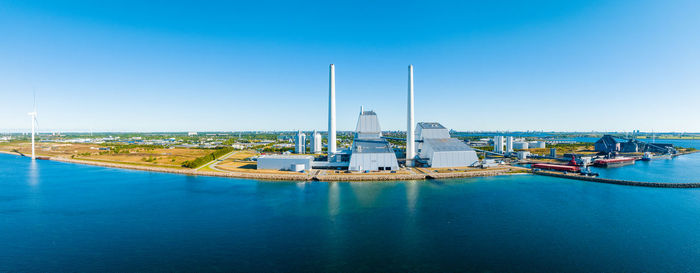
[[27, 95, 38, 160]]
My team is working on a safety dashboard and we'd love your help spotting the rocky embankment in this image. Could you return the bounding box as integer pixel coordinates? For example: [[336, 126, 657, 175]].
[[41, 156, 525, 182]]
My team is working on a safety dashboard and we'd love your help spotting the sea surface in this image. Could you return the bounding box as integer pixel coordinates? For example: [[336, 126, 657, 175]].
[[559, 138, 700, 183], [3, 152, 700, 272]]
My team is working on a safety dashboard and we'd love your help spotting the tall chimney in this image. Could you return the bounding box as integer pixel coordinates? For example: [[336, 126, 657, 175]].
[[406, 65, 416, 167], [328, 64, 337, 157]]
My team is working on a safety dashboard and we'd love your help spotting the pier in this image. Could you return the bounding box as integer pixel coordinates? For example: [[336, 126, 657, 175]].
[[533, 170, 700, 188]]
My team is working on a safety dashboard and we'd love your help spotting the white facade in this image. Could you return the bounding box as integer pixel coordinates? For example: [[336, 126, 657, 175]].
[[416, 123, 451, 140], [529, 141, 546, 149], [257, 155, 313, 171], [348, 110, 399, 171], [516, 151, 530, 160], [310, 131, 322, 154], [328, 64, 337, 156], [348, 152, 399, 171], [291, 164, 305, 172], [513, 141, 529, 150], [295, 131, 306, 154], [415, 122, 479, 168], [493, 136, 505, 153], [406, 64, 416, 167], [506, 136, 514, 153], [420, 138, 479, 168]]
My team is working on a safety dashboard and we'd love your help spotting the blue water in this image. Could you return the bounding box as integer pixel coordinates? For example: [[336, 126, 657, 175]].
[[3, 153, 700, 272], [594, 152, 700, 183], [560, 138, 700, 183]]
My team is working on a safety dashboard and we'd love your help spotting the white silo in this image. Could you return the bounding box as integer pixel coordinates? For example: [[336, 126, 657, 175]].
[[311, 131, 322, 154]]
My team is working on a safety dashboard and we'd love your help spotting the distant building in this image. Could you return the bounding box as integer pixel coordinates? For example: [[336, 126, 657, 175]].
[[594, 135, 620, 153], [295, 131, 306, 154], [512, 141, 529, 150], [529, 141, 546, 149], [493, 136, 505, 153], [187, 132, 197, 136], [516, 151, 530, 160], [310, 131, 322, 154], [506, 136, 514, 153]]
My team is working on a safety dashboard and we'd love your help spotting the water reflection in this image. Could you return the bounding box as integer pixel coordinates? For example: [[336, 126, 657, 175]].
[[348, 182, 386, 207], [328, 182, 340, 217], [405, 181, 419, 214], [27, 159, 39, 187]]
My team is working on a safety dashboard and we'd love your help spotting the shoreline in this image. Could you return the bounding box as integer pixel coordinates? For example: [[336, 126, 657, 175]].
[[0, 151, 526, 182], [5, 150, 697, 183]]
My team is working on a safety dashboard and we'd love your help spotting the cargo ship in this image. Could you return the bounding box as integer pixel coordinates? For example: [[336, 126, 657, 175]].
[[593, 157, 636, 167], [531, 163, 580, 173]]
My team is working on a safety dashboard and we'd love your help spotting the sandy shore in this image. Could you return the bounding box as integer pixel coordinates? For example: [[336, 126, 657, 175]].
[[1, 151, 526, 182]]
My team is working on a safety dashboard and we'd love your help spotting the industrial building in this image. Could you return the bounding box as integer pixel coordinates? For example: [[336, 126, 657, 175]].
[[348, 109, 399, 171], [416, 123, 479, 168], [259, 64, 483, 172], [516, 151, 530, 160], [257, 155, 313, 171], [529, 141, 546, 149], [595, 135, 676, 154], [594, 135, 620, 153]]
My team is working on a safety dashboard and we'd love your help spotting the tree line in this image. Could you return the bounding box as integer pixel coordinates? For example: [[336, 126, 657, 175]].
[[182, 147, 235, 168]]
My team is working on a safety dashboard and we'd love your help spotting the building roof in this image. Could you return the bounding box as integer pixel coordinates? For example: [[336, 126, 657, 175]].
[[595, 135, 618, 145], [423, 138, 474, 152], [416, 122, 451, 139], [351, 138, 394, 154], [418, 122, 446, 129]]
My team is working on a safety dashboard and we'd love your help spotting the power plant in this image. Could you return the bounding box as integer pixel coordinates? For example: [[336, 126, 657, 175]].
[[257, 64, 479, 171]]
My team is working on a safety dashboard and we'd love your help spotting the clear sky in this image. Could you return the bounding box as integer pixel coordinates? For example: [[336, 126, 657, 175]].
[[1, 0, 699, 132]]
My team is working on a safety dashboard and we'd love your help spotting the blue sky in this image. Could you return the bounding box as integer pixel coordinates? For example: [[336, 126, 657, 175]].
[[1, 0, 699, 132]]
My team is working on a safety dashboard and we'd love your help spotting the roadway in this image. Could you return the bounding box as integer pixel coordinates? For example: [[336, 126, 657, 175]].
[[195, 150, 238, 172]]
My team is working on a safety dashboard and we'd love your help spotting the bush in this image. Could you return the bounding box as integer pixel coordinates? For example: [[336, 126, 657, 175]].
[[182, 147, 234, 168]]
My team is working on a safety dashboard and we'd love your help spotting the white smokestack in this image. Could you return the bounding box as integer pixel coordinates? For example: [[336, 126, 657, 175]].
[[328, 64, 337, 157], [406, 64, 416, 167]]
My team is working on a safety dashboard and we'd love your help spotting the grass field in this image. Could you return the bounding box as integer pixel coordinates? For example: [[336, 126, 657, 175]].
[[0, 142, 210, 168]]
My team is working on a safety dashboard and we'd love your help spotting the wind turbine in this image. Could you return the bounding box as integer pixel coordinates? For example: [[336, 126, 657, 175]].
[[27, 93, 38, 160]]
